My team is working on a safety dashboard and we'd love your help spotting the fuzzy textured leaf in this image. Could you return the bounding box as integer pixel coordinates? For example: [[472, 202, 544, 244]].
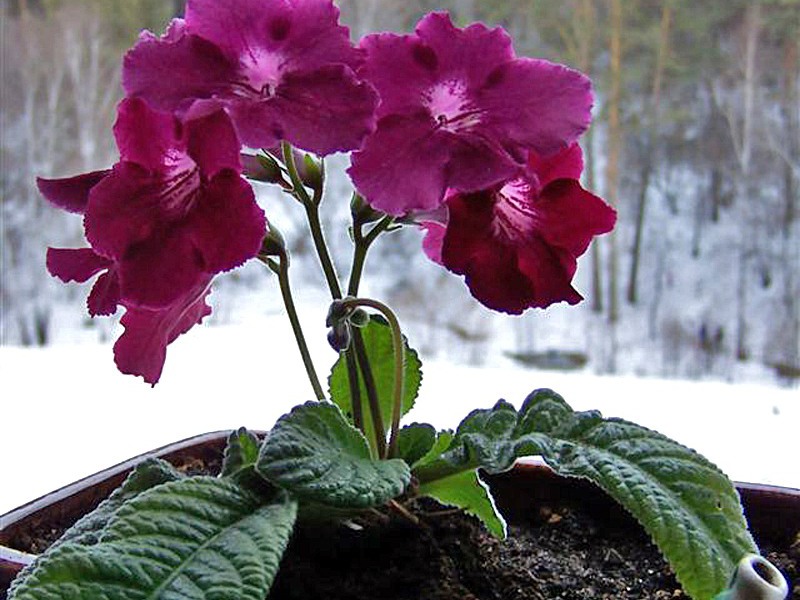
[[419, 470, 507, 539], [221, 427, 261, 477], [396, 423, 436, 468], [9, 477, 297, 600], [256, 401, 411, 508], [414, 389, 757, 600], [329, 316, 422, 453]]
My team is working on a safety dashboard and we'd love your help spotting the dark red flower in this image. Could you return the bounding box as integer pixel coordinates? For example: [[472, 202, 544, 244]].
[[39, 98, 265, 383], [423, 144, 616, 314]]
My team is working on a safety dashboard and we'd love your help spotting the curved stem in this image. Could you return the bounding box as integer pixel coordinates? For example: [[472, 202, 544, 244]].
[[262, 254, 325, 401], [343, 298, 404, 459]]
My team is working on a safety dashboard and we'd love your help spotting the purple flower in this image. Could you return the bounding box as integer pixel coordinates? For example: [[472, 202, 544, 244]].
[[422, 144, 616, 314], [123, 0, 378, 155], [40, 97, 266, 383], [349, 12, 593, 216]]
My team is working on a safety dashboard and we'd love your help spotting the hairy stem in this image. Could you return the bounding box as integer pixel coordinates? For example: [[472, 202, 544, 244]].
[[262, 255, 325, 401], [352, 329, 387, 458], [347, 216, 394, 297]]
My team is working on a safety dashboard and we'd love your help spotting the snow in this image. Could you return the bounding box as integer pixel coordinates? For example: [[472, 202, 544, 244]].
[[1, 305, 797, 516]]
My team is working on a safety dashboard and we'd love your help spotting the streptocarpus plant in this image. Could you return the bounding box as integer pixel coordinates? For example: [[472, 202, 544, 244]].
[[9, 2, 786, 599]]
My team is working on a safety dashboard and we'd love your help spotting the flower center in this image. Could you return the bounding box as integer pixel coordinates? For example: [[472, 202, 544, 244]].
[[491, 179, 539, 243], [238, 47, 284, 98], [425, 79, 481, 132], [158, 163, 201, 219]]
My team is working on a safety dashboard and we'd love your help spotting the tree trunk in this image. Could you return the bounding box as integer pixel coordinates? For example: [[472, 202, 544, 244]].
[[627, 2, 671, 305], [605, 0, 623, 328]]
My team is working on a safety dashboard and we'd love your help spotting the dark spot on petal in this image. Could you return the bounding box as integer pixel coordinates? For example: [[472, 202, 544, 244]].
[[412, 43, 438, 71], [269, 16, 291, 41], [485, 65, 506, 88]]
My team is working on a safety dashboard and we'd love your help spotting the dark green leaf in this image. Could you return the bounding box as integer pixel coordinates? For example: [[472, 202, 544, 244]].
[[221, 427, 261, 477], [9, 478, 297, 600], [257, 401, 410, 508], [414, 389, 758, 600], [396, 423, 436, 467]]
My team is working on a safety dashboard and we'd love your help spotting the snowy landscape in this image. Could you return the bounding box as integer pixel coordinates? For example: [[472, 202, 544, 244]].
[[2, 1, 798, 514]]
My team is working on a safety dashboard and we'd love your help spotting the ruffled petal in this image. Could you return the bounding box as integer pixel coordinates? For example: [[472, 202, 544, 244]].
[[83, 162, 166, 260], [535, 179, 616, 256], [87, 271, 121, 317], [349, 112, 450, 215], [37, 171, 109, 214], [359, 13, 513, 118], [443, 130, 522, 192], [186, 0, 360, 72], [46, 247, 111, 283], [123, 21, 236, 114], [113, 98, 185, 172], [528, 143, 584, 188], [266, 65, 377, 154], [184, 104, 242, 177], [118, 230, 206, 309], [185, 171, 266, 273], [113, 280, 212, 385], [479, 58, 593, 155], [419, 220, 446, 265]]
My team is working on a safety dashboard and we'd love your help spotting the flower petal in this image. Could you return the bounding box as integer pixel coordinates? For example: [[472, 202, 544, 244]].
[[118, 230, 206, 309], [186, 0, 361, 71], [123, 21, 236, 114], [185, 172, 266, 273], [37, 171, 110, 214], [265, 65, 377, 154], [113, 98, 184, 172], [479, 58, 593, 155], [184, 103, 243, 177], [46, 247, 112, 283], [536, 179, 616, 256], [349, 112, 450, 215], [87, 271, 121, 317], [114, 280, 212, 385], [529, 143, 584, 188]]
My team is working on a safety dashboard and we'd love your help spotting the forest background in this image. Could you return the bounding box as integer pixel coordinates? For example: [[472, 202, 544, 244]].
[[2, 0, 798, 387]]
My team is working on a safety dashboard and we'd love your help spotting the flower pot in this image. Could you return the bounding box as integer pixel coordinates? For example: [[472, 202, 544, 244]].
[[2, 434, 797, 598]]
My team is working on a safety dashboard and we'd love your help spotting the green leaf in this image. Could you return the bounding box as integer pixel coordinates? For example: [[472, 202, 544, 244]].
[[221, 427, 261, 477], [256, 401, 411, 508], [9, 477, 297, 600], [396, 423, 436, 467], [61, 458, 185, 548], [414, 389, 758, 600], [419, 470, 507, 539], [328, 316, 422, 453]]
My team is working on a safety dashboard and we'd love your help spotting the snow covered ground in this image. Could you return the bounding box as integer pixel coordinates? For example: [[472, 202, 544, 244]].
[[1, 303, 797, 516]]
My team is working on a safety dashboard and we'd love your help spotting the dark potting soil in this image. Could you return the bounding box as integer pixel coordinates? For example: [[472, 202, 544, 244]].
[[266, 495, 796, 600], [9, 460, 799, 600]]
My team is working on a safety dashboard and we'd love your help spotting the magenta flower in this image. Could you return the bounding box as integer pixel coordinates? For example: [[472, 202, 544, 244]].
[[39, 97, 266, 383], [349, 12, 593, 216], [123, 0, 378, 155], [422, 144, 616, 314]]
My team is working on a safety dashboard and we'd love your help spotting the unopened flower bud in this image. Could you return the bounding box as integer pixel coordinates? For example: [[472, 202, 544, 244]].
[[241, 152, 284, 184], [260, 225, 286, 258], [327, 321, 352, 352], [349, 308, 370, 328], [351, 193, 383, 227]]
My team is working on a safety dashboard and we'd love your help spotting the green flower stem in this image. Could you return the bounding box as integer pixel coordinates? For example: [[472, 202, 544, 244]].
[[343, 297, 404, 459], [352, 328, 387, 458], [262, 254, 326, 402], [344, 348, 364, 433], [347, 215, 394, 297]]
